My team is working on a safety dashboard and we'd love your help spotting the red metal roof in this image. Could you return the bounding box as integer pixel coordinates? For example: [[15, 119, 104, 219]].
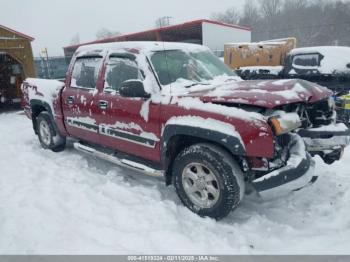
[[64, 19, 250, 50], [0, 24, 35, 41]]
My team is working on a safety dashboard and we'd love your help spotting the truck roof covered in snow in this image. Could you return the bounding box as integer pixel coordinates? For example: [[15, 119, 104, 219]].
[[289, 46, 350, 74], [75, 41, 209, 57]]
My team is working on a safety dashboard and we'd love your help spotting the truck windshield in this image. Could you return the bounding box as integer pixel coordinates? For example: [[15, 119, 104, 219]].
[[150, 50, 236, 86]]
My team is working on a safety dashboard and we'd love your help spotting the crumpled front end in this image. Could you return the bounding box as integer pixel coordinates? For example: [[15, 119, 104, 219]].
[[252, 133, 315, 192], [249, 96, 350, 192]]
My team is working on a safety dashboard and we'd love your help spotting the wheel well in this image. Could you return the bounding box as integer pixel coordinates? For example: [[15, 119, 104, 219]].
[[31, 104, 47, 134], [164, 135, 239, 185]]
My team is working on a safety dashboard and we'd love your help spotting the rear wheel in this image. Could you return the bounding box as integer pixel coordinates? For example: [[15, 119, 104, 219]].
[[172, 143, 245, 220], [36, 112, 66, 152]]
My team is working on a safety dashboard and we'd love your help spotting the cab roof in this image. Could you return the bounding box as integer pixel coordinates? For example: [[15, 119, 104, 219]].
[[75, 41, 209, 57]]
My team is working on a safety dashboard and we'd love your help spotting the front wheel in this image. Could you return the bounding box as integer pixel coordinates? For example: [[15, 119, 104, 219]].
[[172, 143, 245, 220], [36, 112, 66, 152]]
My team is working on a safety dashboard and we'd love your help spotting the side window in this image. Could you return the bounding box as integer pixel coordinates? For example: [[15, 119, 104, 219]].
[[104, 57, 141, 92], [292, 53, 320, 68], [71, 57, 102, 89]]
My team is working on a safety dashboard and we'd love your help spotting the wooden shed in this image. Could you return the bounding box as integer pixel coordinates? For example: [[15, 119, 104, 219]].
[[0, 24, 35, 106]]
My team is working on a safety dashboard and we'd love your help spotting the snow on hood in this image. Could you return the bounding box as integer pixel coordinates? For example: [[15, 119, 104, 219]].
[[164, 78, 332, 109], [289, 46, 350, 75]]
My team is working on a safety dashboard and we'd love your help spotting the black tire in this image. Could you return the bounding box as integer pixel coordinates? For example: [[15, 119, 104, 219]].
[[36, 111, 66, 152], [172, 143, 245, 220], [320, 148, 343, 165]]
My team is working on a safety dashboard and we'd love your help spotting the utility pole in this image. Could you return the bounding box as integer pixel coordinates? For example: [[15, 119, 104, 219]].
[[40, 48, 52, 79], [156, 16, 173, 28], [164, 16, 172, 27]]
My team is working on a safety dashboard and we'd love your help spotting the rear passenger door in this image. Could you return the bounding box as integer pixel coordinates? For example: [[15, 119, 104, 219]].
[[61, 56, 103, 143]]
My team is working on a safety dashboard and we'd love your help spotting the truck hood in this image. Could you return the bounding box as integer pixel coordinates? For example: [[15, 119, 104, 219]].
[[178, 79, 332, 109]]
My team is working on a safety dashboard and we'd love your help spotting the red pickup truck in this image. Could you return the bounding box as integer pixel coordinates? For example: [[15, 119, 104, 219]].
[[21, 42, 350, 219]]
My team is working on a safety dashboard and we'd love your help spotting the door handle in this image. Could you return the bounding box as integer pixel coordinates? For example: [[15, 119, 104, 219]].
[[67, 96, 74, 105], [99, 100, 108, 110]]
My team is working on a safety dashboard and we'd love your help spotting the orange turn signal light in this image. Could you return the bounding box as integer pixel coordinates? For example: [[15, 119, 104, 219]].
[[269, 117, 283, 135]]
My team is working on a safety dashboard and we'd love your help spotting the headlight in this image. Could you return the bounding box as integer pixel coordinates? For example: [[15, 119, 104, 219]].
[[269, 113, 302, 136]]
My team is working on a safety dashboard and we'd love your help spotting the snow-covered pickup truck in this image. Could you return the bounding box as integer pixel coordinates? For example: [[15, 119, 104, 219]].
[[21, 42, 350, 220]]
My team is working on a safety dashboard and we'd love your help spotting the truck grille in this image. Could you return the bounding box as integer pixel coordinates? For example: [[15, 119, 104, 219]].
[[274, 99, 335, 129], [305, 99, 334, 127]]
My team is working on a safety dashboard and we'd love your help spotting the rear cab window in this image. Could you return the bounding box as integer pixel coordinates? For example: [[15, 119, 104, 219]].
[[292, 53, 321, 69]]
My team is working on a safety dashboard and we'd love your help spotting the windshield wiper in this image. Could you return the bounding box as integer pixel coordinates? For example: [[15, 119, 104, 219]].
[[184, 83, 210, 88]]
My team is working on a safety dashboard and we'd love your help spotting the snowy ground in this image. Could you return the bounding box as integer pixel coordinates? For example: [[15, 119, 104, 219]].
[[0, 112, 350, 255]]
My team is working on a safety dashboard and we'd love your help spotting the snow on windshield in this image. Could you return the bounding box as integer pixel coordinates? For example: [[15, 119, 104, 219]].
[[150, 49, 238, 89]]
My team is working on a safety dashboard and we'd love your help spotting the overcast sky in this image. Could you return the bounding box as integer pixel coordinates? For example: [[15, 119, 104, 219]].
[[0, 0, 245, 56]]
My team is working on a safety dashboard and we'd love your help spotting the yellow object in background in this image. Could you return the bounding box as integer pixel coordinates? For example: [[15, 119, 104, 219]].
[[224, 37, 297, 69], [340, 94, 350, 110]]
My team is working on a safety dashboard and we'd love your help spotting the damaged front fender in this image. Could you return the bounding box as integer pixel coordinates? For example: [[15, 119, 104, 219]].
[[252, 133, 315, 192]]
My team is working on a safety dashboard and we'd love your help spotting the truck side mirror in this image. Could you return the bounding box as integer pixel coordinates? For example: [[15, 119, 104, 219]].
[[119, 80, 150, 99]]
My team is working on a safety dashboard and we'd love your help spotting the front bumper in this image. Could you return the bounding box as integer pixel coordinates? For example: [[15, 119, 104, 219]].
[[252, 134, 315, 192], [252, 123, 350, 192], [298, 123, 350, 152]]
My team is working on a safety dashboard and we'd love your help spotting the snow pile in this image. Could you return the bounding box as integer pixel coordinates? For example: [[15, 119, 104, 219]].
[[1, 112, 350, 254]]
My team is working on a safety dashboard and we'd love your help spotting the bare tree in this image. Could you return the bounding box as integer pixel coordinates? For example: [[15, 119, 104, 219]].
[[259, 0, 282, 38], [283, 0, 307, 11], [211, 7, 240, 25], [212, 0, 350, 47], [260, 0, 282, 18], [243, 0, 258, 20], [240, 0, 260, 28], [96, 28, 121, 40]]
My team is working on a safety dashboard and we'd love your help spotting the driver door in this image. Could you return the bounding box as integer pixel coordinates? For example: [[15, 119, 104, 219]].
[[94, 54, 161, 163]]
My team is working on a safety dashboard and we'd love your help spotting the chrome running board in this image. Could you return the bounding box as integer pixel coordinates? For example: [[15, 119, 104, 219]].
[[74, 142, 163, 178]]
